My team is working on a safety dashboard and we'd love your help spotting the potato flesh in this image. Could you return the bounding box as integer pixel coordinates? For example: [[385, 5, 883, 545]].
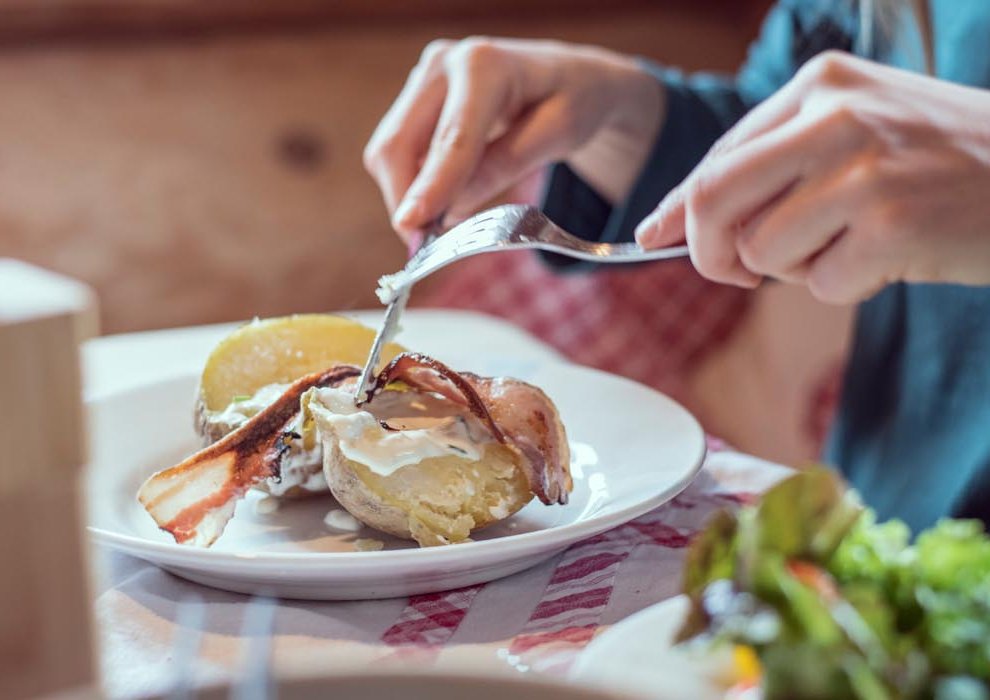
[[199, 315, 404, 411], [194, 314, 405, 497], [338, 445, 532, 546]]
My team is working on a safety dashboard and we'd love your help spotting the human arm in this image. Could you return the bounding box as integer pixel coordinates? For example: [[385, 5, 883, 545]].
[[362, 1, 843, 255], [362, 37, 664, 247]]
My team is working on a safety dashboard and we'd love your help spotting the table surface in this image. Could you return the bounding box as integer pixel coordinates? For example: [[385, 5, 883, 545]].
[[83, 310, 790, 699]]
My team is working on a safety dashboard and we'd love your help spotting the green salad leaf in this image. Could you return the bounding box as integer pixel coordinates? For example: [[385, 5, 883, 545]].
[[676, 468, 990, 699], [681, 508, 738, 597]]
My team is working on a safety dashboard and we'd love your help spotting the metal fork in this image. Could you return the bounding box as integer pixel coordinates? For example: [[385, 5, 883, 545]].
[[353, 204, 689, 404], [353, 216, 444, 404], [376, 203, 689, 302]]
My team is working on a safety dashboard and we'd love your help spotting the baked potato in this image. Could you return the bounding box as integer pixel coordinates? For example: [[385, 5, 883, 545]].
[[193, 314, 403, 497], [307, 387, 533, 546], [302, 353, 572, 547]]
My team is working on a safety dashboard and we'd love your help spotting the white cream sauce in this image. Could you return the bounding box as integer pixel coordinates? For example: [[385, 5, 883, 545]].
[[266, 443, 326, 496], [323, 508, 361, 532], [211, 382, 291, 424], [307, 386, 490, 477], [376, 270, 412, 305], [208, 380, 491, 487]]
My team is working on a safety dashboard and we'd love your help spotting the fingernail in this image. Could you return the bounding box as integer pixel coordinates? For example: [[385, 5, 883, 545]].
[[635, 213, 661, 245], [393, 197, 420, 229], [405, 231, 424, 257]]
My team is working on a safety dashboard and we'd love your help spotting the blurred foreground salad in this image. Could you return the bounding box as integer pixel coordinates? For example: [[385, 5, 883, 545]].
[[677, 468, 990, 699]]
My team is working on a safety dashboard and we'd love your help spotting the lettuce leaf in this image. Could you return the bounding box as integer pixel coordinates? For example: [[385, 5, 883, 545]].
[[675, 469, 990, 698]]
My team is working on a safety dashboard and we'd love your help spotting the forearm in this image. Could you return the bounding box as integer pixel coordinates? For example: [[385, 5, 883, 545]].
[[539, 0, 842, 262], [565, 61, 667, 206], [540, 65, 749, 271]]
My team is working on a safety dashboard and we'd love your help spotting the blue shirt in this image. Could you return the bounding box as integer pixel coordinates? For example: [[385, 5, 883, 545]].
[[542, 0, 990, 531]]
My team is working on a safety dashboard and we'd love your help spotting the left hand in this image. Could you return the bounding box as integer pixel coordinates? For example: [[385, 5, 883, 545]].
[[635, 51, 990, 304]]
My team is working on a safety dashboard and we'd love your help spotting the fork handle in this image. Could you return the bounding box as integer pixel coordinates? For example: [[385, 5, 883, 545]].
[[540, 241, 690, 264]]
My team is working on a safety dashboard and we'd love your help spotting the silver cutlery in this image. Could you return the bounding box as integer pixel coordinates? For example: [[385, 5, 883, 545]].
[[354, 204, 690, 404]]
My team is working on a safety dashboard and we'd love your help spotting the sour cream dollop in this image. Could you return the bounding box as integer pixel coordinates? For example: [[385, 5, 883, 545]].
[[307, 386, 489, 476]]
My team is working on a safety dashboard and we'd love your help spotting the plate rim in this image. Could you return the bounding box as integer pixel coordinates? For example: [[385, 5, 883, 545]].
[[86, 361, 707, 567], [570, 594, 691, 680]]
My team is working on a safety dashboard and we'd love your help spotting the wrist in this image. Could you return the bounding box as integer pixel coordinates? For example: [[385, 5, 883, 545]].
[[566, 58, 666, 205]]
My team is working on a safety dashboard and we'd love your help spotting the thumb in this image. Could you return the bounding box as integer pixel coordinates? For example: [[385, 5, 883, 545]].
[[635, 187, 687, 248]]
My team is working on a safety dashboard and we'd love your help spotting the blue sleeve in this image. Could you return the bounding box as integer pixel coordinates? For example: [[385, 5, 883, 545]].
[[540, 0, 847, 271]]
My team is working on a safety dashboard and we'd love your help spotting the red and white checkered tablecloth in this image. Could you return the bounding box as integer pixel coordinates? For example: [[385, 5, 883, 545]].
[[96, 441, 791, 698], [416, 250, 750, 405]]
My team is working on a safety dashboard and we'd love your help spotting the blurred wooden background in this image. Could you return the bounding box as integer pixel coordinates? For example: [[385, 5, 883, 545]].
[[0, 0, 772, 333]]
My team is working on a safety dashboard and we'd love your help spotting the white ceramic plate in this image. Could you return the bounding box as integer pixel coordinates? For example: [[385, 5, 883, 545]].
[[86, 355, 705, 600], [571, 596, 738, 700]]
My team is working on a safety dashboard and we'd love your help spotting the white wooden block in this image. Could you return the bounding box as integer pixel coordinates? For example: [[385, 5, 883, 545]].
[[0, 259, 99, 699]]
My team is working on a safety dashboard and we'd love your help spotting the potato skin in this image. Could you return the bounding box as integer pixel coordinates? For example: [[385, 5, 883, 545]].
[[194, 392, 232, 446], [320, 430, 533, 547], [320, 435, 424, 541]]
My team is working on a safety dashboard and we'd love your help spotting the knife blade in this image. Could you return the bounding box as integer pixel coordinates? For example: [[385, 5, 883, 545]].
[[353, 218, 444, 405], [352, 286, 409, 405]]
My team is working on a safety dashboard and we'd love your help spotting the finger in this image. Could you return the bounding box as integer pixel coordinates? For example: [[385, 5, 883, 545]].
[[370, 86, 446, 225], [702, 70, 804, 159], [806, 229, 888, 305], [636, 94, 800, 250], [394, 42, 514, 234], [703, 50, 854, 159], [635, 185, 687, 248], [641, 114, 821, 273], [364, 42, 452, 226], [685, 202, 762, 287], [684, 109, 864, 285], [737, 168, 855, 281], [446, 95, 578, 218], [637, 54, 849, 252]]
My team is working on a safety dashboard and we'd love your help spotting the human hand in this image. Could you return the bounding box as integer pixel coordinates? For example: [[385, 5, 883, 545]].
[[636, 51, 990, 303], [364, 37, 664, 246]]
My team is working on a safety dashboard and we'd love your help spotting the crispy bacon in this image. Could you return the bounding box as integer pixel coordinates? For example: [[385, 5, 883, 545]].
[[138, 366, 359, 546], [368, 353, 572, 505], [367, 353, 505, 438]]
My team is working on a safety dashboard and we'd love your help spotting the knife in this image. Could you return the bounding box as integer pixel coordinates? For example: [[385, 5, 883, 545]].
[[353, 218, 444, 405]]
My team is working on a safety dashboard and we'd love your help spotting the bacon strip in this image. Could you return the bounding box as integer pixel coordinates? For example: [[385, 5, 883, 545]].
[[463, 373, 572, 505], [366, 353, 504, 439], [138, 366, 359, 546], [368, 353, 572, 505]]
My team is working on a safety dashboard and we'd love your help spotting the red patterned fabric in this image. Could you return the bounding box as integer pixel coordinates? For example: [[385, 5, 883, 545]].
[[381, 586, 483, 646], [415, 251, 750, 402], [371, 466, 746, 666]]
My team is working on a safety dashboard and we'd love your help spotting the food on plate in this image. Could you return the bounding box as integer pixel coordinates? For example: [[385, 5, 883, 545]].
[[195, 315, 404, 497], [676, 468, 990, 699], [138, 323, 572, 548], [309, 353, 570, 546], [138, 366, 357, 547]]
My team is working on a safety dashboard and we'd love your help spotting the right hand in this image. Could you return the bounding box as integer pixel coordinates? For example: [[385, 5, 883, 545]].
[[363, 37, 665, 245]]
